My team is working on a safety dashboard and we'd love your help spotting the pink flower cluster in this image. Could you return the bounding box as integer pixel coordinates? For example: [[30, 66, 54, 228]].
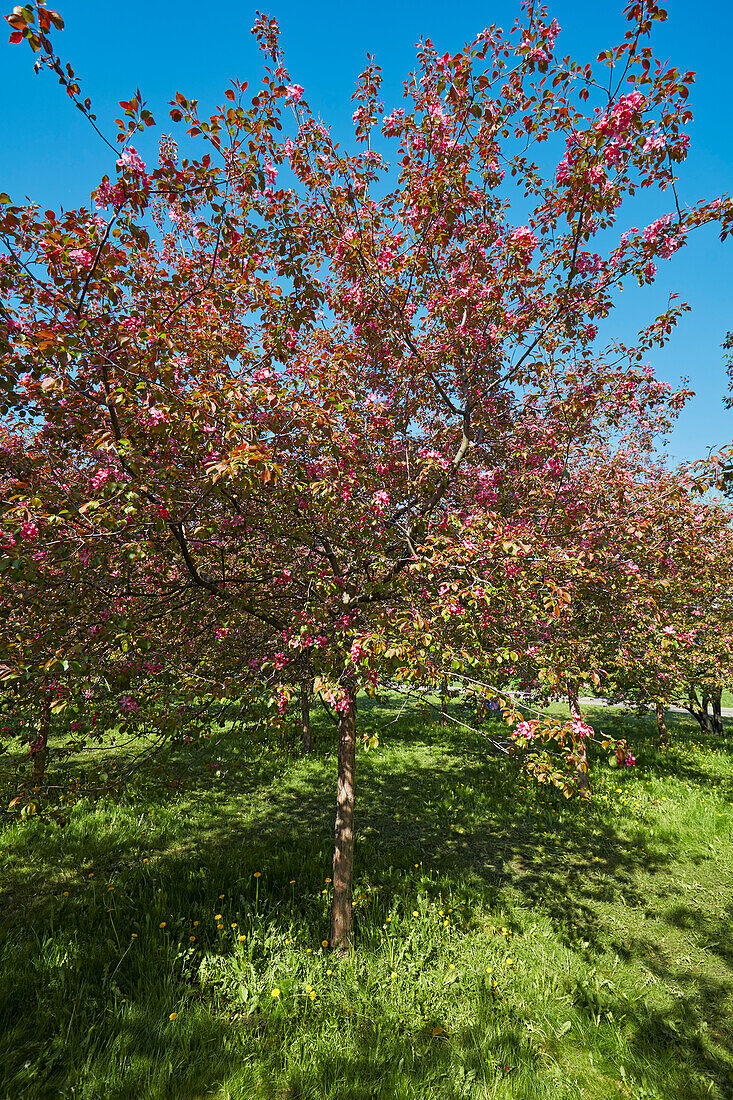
[[509, 226, 537, 263], [117, 146, 147, 175], [119, 695, 139, 714], [574, 252, 603, 276], [19, 520, 39, 541], [642, 214, 684, 259], [69, 249, 93, 269], [92, 467, 115, 491], [286, 83, 304, 102], [95, 178, 126, 209], [382, 108, 405, 136], [515, 720, 539, 741], [594, 92, 645, 139]]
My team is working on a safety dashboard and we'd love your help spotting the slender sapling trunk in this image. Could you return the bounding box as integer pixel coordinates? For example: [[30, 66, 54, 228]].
[[299, 679, 313, 755], [655, 700, 668, 748], [330, 694, 356, 951]]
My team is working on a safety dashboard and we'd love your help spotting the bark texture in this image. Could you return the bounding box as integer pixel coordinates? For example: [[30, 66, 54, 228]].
[[299, 679, 313, 755], [655, 700, 668, 747], [330, 696, 356, 950], [711, 686, 724, 736], [687, 687, 715, 736]]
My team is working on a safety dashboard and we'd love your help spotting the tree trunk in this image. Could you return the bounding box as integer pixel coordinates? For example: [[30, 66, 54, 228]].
[[686, 687, 715, 736], [440, 676, 448, 725], [30, 710, 49, 787], [299, 679, 313, 755], [567, 682, 591, 798], [711, 686, 724, 736], [330, 694, 356, 951], [655, 700, 668, 748]]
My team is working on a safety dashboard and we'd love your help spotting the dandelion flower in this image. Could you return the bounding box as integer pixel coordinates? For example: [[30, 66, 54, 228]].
[[219, 894, 225, 899], [217, 923, 224, 931], [271, 988, 281, 998], [412, 911, 419, 917], [131, 933, 138, 938], [63, 891, 69, 897], [169, 1012, 177, 1021], [159, 922, 167, 928], [253, 872, 261, 879], [193, 920, 199, 926], [238, 935, 246, 942], [325, 877, 332, 883], [189, 935, 196, 942], [231, 922, 237, 929], [309, 991, 316, 1001], [321, 939, 329, 947]]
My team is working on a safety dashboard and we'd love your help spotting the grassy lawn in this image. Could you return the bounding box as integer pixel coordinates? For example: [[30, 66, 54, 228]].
[[0, 697, 732, 1100]]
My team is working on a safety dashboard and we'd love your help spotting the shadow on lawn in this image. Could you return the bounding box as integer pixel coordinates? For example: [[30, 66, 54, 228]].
[[0, 708, 732, 1099]]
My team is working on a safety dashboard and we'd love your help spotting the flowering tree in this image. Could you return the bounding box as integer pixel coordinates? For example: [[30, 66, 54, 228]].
[[1, 0, 731, 946]]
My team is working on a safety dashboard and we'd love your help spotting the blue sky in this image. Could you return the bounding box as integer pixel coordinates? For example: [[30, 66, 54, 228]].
[[2, 0, 731, 463]]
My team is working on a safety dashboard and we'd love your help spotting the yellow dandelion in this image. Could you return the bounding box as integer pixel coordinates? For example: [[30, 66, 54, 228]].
[[321, 939, 329, 947], [325, 877, 332, 883], [88, 873, 94, 878], [215, 914, 222, 920], [131, 933, 138, 938], [289, 879, 296, 885], [253, 872, 261, 878], [219, 894, 225, 899], [271, 988, 281, 998], [231, 922, 237, 929], [193, 920, 199, 926], [309, 991, 316, 1001], [189, 935, 196, 942], [143, 858, 149, 863], [238, 935, 246, 942], [412, 910, 419, 917], [217, 923, 224, 931], [169, 1012, 177, 1021], [159, 922, 166, 928], [63, 891, 69, 897]]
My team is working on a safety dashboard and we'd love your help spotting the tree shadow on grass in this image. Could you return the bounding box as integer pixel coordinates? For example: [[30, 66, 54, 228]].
[[1, 708, 732, 1099]]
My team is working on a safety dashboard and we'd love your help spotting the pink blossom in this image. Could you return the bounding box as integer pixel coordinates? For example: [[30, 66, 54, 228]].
[[19, 520, 39, 541], [382, 108, 404, 136], [116, 146, 147, 175], [70, 249, 94, 269], [286, 83, 304, 102], [95, 178, 125, 210], [594, 92, 645, 139], [92, 467, 115, 491], [119, 695, 139, 714]]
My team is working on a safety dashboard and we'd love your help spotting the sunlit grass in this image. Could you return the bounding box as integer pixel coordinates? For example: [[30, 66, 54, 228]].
[[0, 696, 731, 1099]]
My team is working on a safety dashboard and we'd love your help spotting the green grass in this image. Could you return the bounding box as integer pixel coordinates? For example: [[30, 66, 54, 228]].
[[0, 697, 732, 1100]]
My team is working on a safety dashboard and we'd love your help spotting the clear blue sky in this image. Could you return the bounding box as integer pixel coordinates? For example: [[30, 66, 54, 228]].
[[2, 0, 731, 464]]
